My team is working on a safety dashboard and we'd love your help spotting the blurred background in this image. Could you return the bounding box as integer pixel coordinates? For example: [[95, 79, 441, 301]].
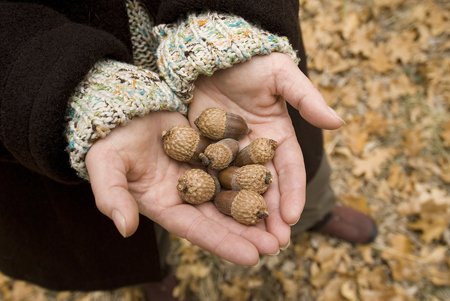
[[1, 0, 449, 300]]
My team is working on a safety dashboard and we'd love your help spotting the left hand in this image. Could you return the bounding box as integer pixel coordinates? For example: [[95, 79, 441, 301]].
[[188, 53, 344, 247]]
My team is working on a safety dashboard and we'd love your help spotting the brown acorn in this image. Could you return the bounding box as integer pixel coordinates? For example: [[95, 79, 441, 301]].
[[162, 126, 210, 163], [177, 169, 220, 204], [198, 138, 239, 170], [194, 108, 249, 140], [214, 190, 269, 225], [234, 138, 277, 167], [218, 164, 272, 194]]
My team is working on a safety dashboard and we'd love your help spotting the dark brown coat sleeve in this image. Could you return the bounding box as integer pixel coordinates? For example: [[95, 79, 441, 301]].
[[0, 3, 131, 183]]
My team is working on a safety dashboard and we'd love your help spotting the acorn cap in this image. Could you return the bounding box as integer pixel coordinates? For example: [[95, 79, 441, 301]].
[[234, 138, 278, 166], [214, 190, 269, 225], [194, 108, 248, 140], [162, 126, 210, 163], [177, 169, 219, 204], [199, 138, 239, 170], [234, 164, 272, 194]]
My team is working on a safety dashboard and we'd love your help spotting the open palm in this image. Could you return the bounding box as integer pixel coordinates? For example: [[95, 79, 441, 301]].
[[188, 53, 344, 247], [85, 112, 279, 265]]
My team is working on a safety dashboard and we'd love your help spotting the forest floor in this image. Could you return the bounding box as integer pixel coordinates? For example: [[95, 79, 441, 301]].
[[1, 0, 449, 300]]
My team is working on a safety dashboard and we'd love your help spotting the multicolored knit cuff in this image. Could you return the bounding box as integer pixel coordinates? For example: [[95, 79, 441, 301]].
[[153, 12, 299, 103], [66, 59, 187, 180]]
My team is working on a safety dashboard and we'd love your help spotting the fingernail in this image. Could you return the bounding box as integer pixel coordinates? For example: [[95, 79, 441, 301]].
[[112, 209, 128, 238], [289, 216, 301, 226], [327, 107, 345, 124], [280, 239, 291, 250], [252, 257, 261, 267], [268, 249, 280, 256]]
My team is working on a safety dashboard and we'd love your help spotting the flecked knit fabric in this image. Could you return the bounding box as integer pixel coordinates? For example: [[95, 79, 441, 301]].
[[125, 0, 158, 71], [153, 12, 299, 103], [66, 59, 187, 180]]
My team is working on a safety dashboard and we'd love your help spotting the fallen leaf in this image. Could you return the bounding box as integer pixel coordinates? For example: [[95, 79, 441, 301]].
[[340, 280, 358, 301], [339, 194, 371, 214], [352, 148, 395, 179]]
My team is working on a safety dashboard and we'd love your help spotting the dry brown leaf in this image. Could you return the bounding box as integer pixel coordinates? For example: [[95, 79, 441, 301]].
[[339, 83, 361, 108], [364, 111, 389, 136], [349, 23, 376, 57], [274, 270, 298, 300], [420, 246, 448, 264], [387, 233, 414, 255], [357, 246, 375, 264], [403, 129, 426, 157], [219, 282, 248, 301], [389, 73, 418, 99], [343, 122, 369, 156], [339, 194, 371, 214], [352, 148, 395, 179], [387, 163, 408, 190], [341, 12, 360, 40], [317, 277, 347, 301], [367, 44, 394, 73], [175, 263, 210, 280], [340, 280, 359, 301], [359, 286, 415, 301], [425, 265, 450, 286], [408, 215, 448, 243], [440, 120, 450, 148], [386, 31, 421, 64], [357, 266, 389, 290]]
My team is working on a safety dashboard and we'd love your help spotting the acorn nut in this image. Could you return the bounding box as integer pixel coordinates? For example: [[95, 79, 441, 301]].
[[214, 190, 269, 225], [194, 108, 249, 140], [218, 164, 273, 194], [177, 169, 220, 204], [234, 138, 278, 167], [162, 126, 210, 163], [198, 138, 239, 170]]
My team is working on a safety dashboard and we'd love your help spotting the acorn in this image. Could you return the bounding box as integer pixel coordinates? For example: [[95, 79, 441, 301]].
[[177, 169, 220, 204], [194, 108, 249, 140], [218, 164, 272, 194], [162, 126, 210, 163], [198, 138, 239, 170], [234, 138, 278, 167], [214, 190, 269, 225]]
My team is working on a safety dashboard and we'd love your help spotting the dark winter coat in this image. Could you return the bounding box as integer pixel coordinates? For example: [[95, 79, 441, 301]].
[[0, 0, 323, 290]]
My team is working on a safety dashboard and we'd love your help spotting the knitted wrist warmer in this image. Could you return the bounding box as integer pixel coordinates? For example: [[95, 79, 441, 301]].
[[125, 0, 158, 71], [153, 12, 299, 103], [66, 59, 187, 180]]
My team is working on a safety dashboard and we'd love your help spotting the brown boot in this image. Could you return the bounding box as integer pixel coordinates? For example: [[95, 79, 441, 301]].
[[141, 273, 178, 301], [309, 205, 377, 244]]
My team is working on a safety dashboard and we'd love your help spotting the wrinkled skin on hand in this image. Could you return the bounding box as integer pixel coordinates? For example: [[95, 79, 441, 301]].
[[85, 53, 343, 265], [188, 53, 343, 247], [86, 112, 280, 266]]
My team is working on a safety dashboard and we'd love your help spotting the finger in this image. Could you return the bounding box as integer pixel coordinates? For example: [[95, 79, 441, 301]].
[[196, 203, 280, 255], [273, 135, 306, 225], [154, 203, 261, 266], [263, 162, 292, 248], [274, 55, 344, 130], [86, 150, 140, 237]]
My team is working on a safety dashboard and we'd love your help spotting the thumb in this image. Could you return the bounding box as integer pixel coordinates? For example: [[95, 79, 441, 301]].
[[274, 54, 344, 130], [86, 149, 140, 237]]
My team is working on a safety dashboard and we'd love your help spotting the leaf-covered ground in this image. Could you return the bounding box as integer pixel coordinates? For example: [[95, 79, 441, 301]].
[[1, 0, 449, 300]]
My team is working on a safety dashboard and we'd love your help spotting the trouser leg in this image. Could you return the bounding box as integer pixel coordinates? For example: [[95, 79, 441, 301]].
[[291, 154, 336, 235]]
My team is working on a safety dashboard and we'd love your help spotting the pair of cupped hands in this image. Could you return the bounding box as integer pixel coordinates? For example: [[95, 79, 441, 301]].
[[85, 53, 344, 265]]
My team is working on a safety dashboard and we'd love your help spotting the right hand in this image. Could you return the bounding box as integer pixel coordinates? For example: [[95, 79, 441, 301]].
[[85, 111, 280, 266], [188, 53, 344, 248]]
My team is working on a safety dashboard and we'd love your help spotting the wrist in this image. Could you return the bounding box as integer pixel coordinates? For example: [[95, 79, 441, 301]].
[[66, 59, 187, 180]]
